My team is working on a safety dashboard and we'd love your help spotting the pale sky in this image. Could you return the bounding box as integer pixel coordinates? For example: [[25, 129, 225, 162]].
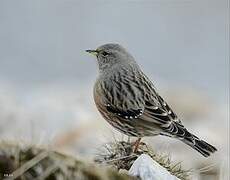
[[0, 0, 228, 100]]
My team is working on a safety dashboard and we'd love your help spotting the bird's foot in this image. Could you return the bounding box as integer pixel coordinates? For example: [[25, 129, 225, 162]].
[[132, 138, 142, 153]]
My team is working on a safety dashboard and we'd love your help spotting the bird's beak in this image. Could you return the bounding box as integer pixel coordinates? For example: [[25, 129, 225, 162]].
[[86, 49, 98, 56]]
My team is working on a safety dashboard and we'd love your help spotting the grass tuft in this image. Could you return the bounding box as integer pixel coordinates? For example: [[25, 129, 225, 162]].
[[95, 141, 191, 180]]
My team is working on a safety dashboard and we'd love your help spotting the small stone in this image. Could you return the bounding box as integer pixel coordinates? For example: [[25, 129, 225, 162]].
[[129, 154, 179, 180]]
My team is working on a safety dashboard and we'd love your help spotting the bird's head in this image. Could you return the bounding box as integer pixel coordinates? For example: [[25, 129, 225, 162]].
[[86, 43, 135, 72]]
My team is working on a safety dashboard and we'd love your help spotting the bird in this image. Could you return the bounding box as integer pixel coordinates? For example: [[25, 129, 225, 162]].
[[86, 43, 217, 157]]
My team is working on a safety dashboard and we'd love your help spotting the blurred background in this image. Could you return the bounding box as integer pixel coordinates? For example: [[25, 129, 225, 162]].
[[0, 0, 229, 179]]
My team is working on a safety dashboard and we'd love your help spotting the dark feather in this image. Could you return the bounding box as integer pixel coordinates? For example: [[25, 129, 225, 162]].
[[106, 104, 143, 119]]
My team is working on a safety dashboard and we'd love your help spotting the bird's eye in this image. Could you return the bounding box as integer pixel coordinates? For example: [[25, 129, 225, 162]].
[[101, 51, 109, 57]]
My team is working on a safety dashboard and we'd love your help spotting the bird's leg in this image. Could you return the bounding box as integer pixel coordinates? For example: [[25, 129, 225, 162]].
[[133, 137, 142, 153]]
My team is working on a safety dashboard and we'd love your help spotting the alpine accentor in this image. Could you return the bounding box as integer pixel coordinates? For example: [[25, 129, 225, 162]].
[[86, 43, 217, 157]]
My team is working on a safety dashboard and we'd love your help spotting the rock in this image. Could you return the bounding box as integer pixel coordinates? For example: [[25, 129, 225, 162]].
[[129, 154, 180, 180]]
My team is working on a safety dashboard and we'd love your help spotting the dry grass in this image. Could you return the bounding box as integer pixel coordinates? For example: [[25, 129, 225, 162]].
[[0, 139, 193, 180], [95, 141, 191, 180], [0, 141, 135, 180]]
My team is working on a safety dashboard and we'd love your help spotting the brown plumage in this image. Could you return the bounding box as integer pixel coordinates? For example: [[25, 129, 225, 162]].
[[86, 43, 217, 157]]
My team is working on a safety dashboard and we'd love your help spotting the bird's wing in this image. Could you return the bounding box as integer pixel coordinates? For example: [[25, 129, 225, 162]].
[[144, 94, 181, 123], [105, 105, 144, 119], [143, 91, 188, 137], [97, 71, 145, 120], [133, 73, 188, 137]]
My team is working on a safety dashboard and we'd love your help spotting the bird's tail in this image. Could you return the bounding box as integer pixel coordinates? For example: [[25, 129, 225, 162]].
[[180, 131, 217, 157]]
